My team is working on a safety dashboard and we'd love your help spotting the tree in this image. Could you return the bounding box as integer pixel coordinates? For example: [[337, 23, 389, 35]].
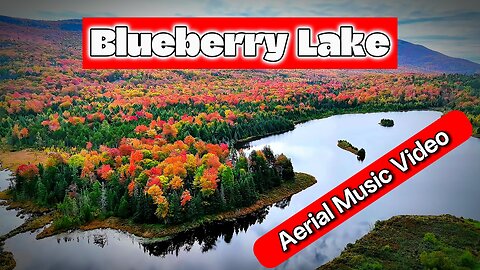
[[89, 181, 102, 209], [275, 154, 295, 181], [54, 175, 68, 203], [167, 191, 182, 224], [357, 148, 366, 161], [117, 194, 130, 218], [235, 154, 248, 171], [79, 191, 95, 222], [262, 146, 276, 167], [238, 169, 257, 205], [219, 165, 239, 207], [249, 150, 270, 191], [36, 181, 47, 205]]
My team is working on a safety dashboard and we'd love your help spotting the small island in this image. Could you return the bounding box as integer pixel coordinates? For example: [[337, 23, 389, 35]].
[[379, 118, 394, 127], [337, 140, 366, 161], [318, 215, 480, 270]]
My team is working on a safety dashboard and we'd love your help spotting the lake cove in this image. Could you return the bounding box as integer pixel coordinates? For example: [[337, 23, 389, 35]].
[[2, 111, 480, 270], [245, 111, 480, 269]]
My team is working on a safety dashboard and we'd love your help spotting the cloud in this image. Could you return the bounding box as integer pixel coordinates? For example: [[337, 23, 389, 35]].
[[402, 35, 468, 41], [0, 0, 479, 63], [38, 10, 115, 19], [399, 12, 480, 24]]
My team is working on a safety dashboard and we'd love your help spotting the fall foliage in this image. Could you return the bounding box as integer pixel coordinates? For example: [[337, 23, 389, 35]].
[[1, 20, 479, 228]]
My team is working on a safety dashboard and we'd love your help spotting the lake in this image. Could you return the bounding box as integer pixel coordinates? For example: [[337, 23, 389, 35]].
[[1, 111, 479, 270]]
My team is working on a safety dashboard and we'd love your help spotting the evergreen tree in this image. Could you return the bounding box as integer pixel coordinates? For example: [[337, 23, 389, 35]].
[[89, 181, 102, 209], [117, 194, 130, 218], [36, 181, 47, 205], [167, 191, 182, 224]]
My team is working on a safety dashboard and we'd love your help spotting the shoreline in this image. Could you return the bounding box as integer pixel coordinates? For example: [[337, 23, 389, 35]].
[[1, 173, 316, 241], [0, 110, 477, 163], [0, 190, 56, 270], [234, 108, 476, 148], [0, 109, 478, 269], [318, 214, 480, 269], [234, 126, 295, 148]]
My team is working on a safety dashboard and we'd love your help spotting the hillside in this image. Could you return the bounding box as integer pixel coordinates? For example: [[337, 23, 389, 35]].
[[318, 215, 480, 270], [0, 15, 479, 74], [398, 40, 480, 74]]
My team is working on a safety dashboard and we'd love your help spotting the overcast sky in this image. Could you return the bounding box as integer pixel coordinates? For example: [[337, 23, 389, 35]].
[[2, 0, 479, 63]]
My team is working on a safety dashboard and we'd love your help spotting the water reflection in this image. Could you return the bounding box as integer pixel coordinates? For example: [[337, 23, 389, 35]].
[[56, 233, 109, 249], [2, 111, 480, 270], [37, 197, 291, 259], [0, 170, 13, 191], [0, 172, 24, 236], [141, 197, 291, 257], [142, 207, 272, 257]]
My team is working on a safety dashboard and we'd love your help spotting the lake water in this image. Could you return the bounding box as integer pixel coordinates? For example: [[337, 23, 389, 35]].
[[1, 111, 479, 270]]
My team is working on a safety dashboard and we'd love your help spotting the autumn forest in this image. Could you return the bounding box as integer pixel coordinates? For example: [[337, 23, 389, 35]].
[[0, 20, 479, 233]]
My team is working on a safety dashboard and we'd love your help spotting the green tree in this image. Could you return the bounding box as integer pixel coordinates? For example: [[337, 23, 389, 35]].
[[89, 181, 102, 209], [117, 194, 130, 218], [275, 154, 295, 181], [35, 181, 47, 205]]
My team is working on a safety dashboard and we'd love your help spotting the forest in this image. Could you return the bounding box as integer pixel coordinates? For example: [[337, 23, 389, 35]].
[[1, 22, 480, 230], [13, 142, 295, 228]]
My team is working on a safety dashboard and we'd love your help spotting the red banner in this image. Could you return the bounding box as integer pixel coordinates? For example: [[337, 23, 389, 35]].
[[253, 110, 472, 268], [82, 17, 397, 69]]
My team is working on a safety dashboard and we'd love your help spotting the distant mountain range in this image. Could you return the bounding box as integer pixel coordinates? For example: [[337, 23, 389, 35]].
[[398, 40, 479, 74], [1, 15, 479, 74]]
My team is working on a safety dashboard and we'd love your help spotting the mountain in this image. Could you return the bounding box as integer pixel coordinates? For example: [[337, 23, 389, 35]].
[[398, 40, 480, 74], [0, 15, 479, 74], [0, 15, 82, 31]]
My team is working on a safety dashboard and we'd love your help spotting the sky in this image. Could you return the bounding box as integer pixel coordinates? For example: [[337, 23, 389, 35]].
[[1, 0, 479, 63]]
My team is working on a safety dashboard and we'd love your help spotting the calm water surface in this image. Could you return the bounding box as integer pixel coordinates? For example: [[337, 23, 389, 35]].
[[0, 170, 23, 236], [1, 111, 479, 270]]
